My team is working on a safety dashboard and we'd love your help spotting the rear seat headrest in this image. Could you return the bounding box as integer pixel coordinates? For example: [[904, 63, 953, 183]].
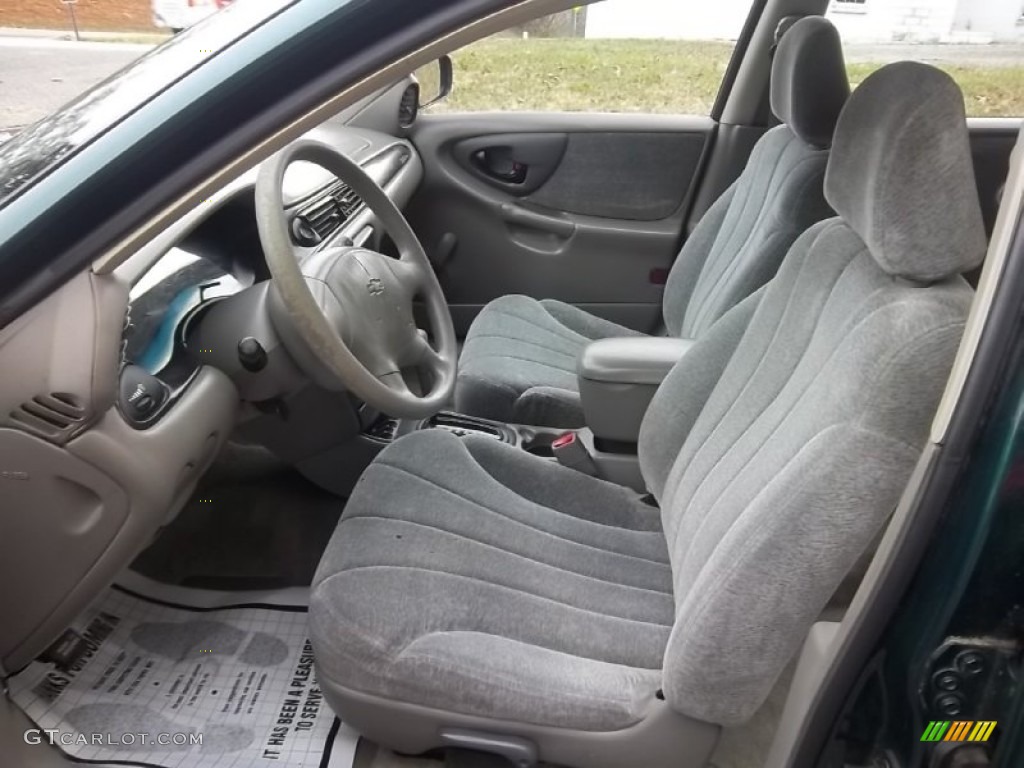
[[770, 16, 850, 149], [825, 62, 987, 283]]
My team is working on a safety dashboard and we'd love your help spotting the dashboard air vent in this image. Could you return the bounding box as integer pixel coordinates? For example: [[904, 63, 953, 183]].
[[291, 180, 365, 247], [9, 393, 89, 444], [398, 83, 419, 129]]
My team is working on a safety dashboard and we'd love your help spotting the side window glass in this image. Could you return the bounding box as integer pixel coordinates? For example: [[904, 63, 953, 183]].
[[826, 1, 1024, 117], [427, 0, 752, 115]]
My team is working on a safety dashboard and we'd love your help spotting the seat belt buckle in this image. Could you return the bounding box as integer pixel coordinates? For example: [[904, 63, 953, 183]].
[[551, 432, 598, 476]]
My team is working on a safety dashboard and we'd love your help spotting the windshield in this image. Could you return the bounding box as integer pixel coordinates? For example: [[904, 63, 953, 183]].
[[0, 0, 294, 209]]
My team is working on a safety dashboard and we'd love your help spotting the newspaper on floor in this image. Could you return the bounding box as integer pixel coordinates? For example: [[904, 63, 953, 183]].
[[8, 585, 359, 768]]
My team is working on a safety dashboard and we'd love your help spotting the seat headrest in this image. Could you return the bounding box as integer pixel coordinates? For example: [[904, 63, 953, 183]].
[[825, 62, 987, 282], [770, 16, 850, 149]]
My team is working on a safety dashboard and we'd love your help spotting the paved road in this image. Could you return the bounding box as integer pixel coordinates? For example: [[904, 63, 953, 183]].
[[845, 41, 1024, 67], [0, 37, 150, 131]]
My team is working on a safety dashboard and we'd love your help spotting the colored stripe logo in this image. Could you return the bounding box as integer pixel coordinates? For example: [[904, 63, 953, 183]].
[[921, 721, 997, 742]]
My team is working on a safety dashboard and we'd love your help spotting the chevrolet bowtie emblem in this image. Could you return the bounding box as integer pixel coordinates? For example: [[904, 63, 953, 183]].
[[367, 277, 385, 296]]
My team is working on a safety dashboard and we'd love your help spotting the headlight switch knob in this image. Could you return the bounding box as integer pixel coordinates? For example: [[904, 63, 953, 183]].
[[238, 337, 268, 373]]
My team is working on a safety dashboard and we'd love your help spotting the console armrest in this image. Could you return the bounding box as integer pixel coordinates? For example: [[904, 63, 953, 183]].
[[578, 337, 695, 443]]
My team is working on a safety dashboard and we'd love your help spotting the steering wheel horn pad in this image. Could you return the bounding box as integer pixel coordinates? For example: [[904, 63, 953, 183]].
[[302, 245, 423, 377], [256, 139, 456, 417]]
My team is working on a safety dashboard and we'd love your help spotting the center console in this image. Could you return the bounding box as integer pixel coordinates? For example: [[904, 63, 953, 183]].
[[366, 410, 566, 457], [357, 409, 646, 491], [578, 336, 695, 443], [351, 336, 698, 494], [330, 336, 699, 496]]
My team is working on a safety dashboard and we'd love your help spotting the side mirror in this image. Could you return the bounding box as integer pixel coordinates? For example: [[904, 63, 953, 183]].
[[416, 55, 454, 109]]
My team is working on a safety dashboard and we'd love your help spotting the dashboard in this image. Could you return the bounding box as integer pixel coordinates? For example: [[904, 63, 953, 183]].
[[118, 249, 243, 426], [125, 250, 241, 378], [0, 115, 424, 675], [115, 124, 419, 427]]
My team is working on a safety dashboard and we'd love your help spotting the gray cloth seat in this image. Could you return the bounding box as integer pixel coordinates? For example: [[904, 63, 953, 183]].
[[455, 17, 850, 427], [311, 429, 672, 732], [311, 62, 987, 768], [453, 295, 643, 427]]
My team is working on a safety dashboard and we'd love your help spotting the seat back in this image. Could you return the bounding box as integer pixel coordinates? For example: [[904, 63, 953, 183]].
[[639, 62, 987, 726], [663, 16, 849, 339]]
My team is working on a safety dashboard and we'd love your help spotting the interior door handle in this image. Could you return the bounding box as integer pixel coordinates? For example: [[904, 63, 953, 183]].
[[499, 203, 575, 238], [454, 133, 567, 194], [472, 148, 528, 184]]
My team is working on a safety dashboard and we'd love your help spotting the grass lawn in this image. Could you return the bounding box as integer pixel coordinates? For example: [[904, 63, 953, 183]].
[[847, 62, 1024, 118], [431, 38, 1024, 118]]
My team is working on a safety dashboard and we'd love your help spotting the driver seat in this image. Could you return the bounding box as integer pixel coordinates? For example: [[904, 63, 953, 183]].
[[309, 63, 986, 768]]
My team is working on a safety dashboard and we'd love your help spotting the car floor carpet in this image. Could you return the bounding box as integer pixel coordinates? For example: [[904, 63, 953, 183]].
[[131, 441, 343, 591]]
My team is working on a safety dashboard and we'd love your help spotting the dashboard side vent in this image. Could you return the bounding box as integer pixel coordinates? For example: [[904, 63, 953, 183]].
[[398, 83, 419, 129], [292, 180, 366, 246], [334, 181, 363, 218], [302, 196, 342, 240], [9, 393, 89, 444]]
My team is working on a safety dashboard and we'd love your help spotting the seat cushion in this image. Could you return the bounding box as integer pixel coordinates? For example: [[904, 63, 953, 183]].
[[455, 295, 640, 427], [310, 429, 673, 731]]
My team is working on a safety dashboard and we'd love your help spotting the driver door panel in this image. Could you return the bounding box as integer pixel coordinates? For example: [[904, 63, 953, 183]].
[[405, 113, 713, 335]]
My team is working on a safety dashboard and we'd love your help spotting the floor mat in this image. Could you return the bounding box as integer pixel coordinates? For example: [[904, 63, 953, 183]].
[[8, 584, 358, 768], [131, 441, 343, 591]]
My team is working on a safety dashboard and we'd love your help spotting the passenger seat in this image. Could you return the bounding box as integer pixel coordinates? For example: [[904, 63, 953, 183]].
[[455, 16, 851, 428]]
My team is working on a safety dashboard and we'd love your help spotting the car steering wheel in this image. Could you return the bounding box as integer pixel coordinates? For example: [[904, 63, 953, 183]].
[[255, 139, 456, 418]]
